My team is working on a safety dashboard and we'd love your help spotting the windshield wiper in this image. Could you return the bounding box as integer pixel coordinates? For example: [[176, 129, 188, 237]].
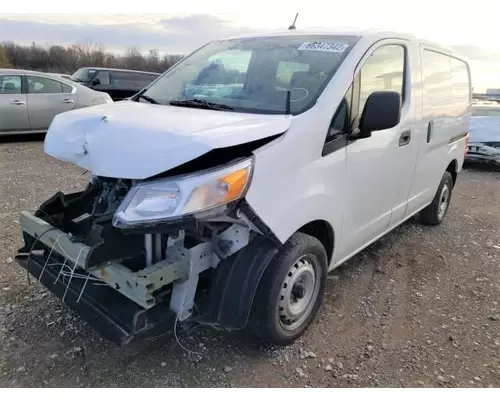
[[136, 94, 159, 104], [169, 99, 234, 111]]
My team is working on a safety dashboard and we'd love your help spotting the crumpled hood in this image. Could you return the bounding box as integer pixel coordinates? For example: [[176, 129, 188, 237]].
[[44, 101, 291, 179]]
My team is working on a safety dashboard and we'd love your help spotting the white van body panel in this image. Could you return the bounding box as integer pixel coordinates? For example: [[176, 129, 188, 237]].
[[248, 104, 348, 259], [246, 31, 470, 271], [44, 101, 292, 179]]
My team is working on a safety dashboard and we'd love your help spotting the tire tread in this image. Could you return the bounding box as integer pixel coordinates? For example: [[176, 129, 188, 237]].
[[248, 232, 328, 346], [420, 171, 453, 225]]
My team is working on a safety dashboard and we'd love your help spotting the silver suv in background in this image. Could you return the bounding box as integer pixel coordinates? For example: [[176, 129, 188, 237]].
[[0, 69, 113, 136]]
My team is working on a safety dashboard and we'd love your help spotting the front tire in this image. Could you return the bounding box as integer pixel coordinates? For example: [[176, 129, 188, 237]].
[[249, 232, 328, 346], [420, 171, 454, 225]]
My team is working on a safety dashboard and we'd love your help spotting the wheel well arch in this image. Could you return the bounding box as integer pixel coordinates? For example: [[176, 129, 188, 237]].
[[201, 219, 335, 331], [446, 159, 458, 187], [297, 220, 335, 264]]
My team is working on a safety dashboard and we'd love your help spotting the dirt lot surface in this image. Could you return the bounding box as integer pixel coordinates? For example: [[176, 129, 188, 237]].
[[1, 136, 500, 388]]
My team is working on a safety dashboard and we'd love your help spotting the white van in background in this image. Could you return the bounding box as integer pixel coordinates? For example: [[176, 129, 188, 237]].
[[14, 29, 471, 347]]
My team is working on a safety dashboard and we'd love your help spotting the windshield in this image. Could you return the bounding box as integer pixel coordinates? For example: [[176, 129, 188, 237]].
[[70, 68, 96, 83], [141, 35, 359, 115]]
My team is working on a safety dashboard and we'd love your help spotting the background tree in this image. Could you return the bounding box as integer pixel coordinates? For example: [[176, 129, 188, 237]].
[[1, 40, 184, 74], [0, 44, 12, 67]]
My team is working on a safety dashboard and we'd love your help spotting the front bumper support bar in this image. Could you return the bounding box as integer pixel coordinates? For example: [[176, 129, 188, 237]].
[[14, 253, 176, 346], [18, 211, 185, 309]]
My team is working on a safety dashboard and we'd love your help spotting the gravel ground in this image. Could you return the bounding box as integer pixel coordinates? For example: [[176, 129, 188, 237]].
[[1, 135, 500, 388]]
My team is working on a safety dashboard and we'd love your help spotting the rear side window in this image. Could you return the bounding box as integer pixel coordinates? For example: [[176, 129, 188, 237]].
[[110, 71, 135, 89], [358, 44, 406, 114], [27, 76, 63, 94], [62, 83, 73, 93]]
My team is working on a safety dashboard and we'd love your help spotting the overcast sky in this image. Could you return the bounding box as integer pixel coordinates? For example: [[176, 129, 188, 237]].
[[1, 1, 499, 90]]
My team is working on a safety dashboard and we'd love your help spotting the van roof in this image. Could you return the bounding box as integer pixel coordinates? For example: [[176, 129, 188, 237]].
[[222, 28, 465, 60]]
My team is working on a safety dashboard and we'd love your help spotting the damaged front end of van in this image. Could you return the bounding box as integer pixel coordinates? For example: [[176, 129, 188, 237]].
[[13, 104, 288, 346]]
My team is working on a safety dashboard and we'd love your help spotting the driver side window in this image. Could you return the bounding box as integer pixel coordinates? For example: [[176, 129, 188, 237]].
[[322, 44, 406, 157], [358, 44, 406, 114]]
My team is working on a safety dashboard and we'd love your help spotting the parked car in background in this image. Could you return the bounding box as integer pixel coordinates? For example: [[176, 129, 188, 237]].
[[69, 67, 160, 101], [467, 104, 500, 166], [0, 69, 113, 136]]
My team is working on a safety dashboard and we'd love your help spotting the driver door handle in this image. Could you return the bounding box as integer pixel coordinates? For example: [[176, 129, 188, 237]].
[[399, 129, 411, 147], [62, 99, 74, 104]]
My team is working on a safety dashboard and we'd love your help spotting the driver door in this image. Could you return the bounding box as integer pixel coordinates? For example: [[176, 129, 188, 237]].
[[337, 40, 415, 261]]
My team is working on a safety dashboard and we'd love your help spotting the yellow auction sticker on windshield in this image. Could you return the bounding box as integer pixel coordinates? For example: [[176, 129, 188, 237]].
[[298, 42, 349, 52]]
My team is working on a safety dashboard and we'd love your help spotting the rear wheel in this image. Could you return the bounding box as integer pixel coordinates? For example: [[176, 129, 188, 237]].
[[249, 232, 328, 346], [420, 171, 454, 225]]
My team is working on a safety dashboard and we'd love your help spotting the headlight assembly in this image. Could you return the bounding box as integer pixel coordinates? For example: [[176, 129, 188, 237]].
[[112, 158, 253, 228]]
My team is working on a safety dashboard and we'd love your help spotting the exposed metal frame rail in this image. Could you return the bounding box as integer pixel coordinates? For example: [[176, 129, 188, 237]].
[[19, 211, 186, 309]]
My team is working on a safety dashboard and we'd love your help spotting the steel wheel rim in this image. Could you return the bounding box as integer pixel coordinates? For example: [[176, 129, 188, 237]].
[[277, 255, 320, 332], [438, 182, 450, 220]]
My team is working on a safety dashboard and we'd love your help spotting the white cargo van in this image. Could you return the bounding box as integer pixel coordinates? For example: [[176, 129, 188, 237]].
[[14, 29, 471, 347]]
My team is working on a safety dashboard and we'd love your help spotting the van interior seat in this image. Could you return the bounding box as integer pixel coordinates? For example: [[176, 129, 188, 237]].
[[289, 70, 325, 102]]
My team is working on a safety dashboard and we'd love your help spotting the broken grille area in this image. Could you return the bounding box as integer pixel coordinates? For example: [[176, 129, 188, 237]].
[[15, 250, 177, 346]]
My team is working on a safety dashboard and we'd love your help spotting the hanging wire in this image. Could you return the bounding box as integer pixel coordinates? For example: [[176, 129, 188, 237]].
[[26, 227, 59, 285], [61, 247, 85, 303], [172, 301, 203, 355], [31, 229, 106, 303], [24, 217, 208, 355]]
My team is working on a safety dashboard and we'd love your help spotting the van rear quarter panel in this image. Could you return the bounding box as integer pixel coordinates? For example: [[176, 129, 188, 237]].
[[406, 45, 470, 214]]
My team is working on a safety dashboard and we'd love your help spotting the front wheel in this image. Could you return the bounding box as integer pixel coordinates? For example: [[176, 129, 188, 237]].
[[420, 171, 454, 225], [249, 232, 328, 346]]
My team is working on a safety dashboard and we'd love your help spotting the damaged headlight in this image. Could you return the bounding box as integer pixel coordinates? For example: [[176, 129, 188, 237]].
[[112, 158, 253, 228]]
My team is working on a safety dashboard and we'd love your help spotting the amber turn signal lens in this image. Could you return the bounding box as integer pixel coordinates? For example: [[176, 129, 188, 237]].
[[217, 168, 250, 203]]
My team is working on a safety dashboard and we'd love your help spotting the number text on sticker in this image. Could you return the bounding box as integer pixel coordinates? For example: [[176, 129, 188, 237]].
[[297, 42, 349, 53]]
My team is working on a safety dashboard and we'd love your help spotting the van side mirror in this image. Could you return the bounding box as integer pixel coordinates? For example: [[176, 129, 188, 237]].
[[356, 91, 401, 139]]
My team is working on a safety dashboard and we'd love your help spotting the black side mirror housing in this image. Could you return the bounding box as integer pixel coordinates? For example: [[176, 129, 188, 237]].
[[355, 91, 401, 139], [92, 78, 101, 86]]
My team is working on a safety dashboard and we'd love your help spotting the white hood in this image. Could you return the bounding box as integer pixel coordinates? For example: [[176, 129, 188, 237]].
[[44, 101, 291, 179]]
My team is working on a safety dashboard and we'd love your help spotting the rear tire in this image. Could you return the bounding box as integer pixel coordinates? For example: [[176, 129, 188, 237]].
[[249, 232, 328, 346], [420, 171, 454, 225]]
